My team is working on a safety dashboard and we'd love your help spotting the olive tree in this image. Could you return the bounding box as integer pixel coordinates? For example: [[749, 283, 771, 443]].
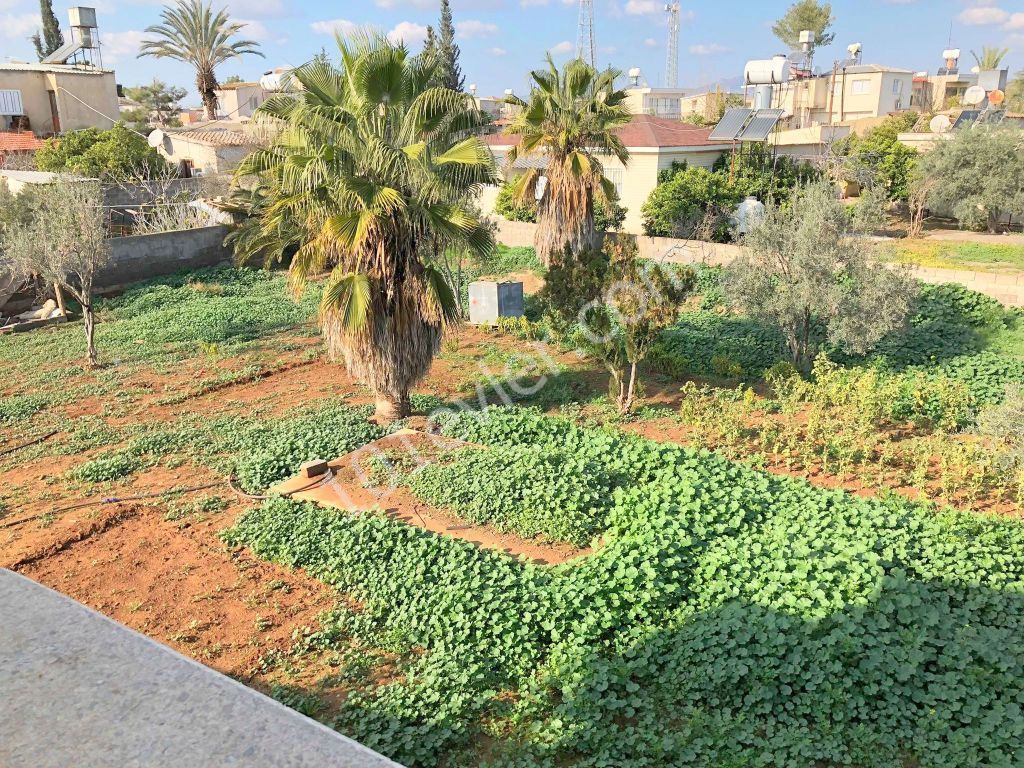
[[724, 181, 917, 371], [918, 125, 1024, 233], [4, 179, 110, 367]]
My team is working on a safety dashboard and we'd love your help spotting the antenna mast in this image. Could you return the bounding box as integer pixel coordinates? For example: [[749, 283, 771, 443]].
[[665, 2, 680, 88], [577, 0, 596, 67]]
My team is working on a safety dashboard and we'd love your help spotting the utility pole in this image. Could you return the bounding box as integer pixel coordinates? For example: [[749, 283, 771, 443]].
[[665, 2, 680, 88], [577, 0, 595, 67]]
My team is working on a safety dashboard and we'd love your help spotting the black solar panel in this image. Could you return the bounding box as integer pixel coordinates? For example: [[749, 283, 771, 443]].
[[738, 109, 785, 141], [952, 110, 980, 130], [708, 108, 753, 141]]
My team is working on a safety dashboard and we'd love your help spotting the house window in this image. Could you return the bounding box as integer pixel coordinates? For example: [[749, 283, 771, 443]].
[[852, 80, 871, 95], [605, 168, 624, 199]]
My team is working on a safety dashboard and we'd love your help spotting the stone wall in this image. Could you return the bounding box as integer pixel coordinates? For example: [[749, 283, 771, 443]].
[[491, 216, 1024, 307], [99, 225, 231, 291]]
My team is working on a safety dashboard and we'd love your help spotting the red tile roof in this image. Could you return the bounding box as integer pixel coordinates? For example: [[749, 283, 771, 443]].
[[482, 114, 731, 149], [0, 132, 45, 154]]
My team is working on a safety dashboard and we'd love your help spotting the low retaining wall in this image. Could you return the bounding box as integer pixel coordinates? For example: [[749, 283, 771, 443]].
[[491, 216, 1024, 307], [99, 225, 231, 291]]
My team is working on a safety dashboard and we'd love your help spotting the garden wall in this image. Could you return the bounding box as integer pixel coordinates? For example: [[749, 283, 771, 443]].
[[98, 225, 231, 291], [491, 216, 1024, 307]]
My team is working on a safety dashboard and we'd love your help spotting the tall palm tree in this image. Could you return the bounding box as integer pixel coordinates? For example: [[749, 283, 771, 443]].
[[504, 56, 631, 266], [233, 34, 496, 421], [139, 0, 263, 120], [971, 46, 1010, 71]]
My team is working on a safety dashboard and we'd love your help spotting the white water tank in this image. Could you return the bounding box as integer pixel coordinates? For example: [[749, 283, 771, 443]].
[[733, 196, 766, 236], [744, 55, 790, 85]]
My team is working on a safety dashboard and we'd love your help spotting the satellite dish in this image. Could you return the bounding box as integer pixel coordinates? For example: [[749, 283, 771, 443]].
[[963, 85, 986, 106], [930, 115, 952, 133], [989, 89, 1005, 107], [147, 128, 165, 149]]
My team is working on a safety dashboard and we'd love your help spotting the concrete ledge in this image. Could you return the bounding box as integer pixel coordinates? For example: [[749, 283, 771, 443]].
[[0, 570, 401, 768]]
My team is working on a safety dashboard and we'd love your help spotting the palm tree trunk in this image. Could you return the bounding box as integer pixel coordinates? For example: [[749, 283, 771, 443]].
[[374, 393, 408, 422], [535, 182, 600, 267], [196, 68, 220, 121]]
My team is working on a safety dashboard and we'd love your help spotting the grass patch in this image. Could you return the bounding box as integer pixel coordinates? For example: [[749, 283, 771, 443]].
[[883, 239, 1024, 272]]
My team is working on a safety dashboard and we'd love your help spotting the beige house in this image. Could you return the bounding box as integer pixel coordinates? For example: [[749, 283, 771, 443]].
[[0, 62, 119, 136], [911, 72, 977, 112], [214, 82, 268, 120], [623, 86, 694, 120], [155, 126, 264, 177], [680, 90, 745, 123], [481, 115, 734, 234], [779, 64, 914, 127]]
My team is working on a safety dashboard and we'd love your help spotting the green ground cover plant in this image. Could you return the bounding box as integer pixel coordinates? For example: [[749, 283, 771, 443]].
[[883, 240, 1024, 272], [225, 406, 1024, 768], [405, 445, 611, 546]]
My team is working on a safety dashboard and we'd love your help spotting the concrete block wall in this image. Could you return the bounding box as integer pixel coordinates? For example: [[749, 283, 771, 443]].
[[99, 225, 231, 291], [490, 215, 1024, 308]]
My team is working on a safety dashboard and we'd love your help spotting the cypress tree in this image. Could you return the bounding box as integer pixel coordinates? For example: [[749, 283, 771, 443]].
[[422, 25, 437, 62], [33, 0, 66, 61], [437, 0, 464, 92]]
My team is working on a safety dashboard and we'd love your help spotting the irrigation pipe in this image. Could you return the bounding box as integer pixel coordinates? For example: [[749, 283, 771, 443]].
[[0, 430, 59, 458], [0, 470, 337, 531]]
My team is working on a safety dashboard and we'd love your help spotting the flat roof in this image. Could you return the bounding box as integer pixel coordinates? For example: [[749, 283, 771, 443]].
[[0, 62, 112, 75], [0, 570, 401, 768], [483, 114, 732, 150]]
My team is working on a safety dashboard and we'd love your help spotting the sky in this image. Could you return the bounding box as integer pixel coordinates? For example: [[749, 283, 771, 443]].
[[1, 0, 1022, 106]]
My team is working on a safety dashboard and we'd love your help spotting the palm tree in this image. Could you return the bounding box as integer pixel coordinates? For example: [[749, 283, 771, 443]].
[[233, 34, 496, 421], [504, 56, 631, 266], [139, 0, 263, 120], [971, 46, 1010, 71]]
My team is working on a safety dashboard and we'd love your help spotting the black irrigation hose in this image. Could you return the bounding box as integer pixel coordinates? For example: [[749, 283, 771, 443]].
[[0, 470, 338, 531], [0, 430, 59, 458]]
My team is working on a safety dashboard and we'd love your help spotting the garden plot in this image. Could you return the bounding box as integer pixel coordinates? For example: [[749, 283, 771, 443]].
[[270, 429, 588, 565]]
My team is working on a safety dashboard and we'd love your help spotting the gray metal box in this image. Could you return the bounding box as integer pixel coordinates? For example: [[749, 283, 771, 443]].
[[69, 7, 98, 28], [468, 280, 524, 324]]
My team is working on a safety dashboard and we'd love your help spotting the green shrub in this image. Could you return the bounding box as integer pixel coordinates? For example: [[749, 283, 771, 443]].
[[407, 445, 611, 546], [0, 393, 51, 423], [641, 166, 741, 241], [35, 123, 168, 179]]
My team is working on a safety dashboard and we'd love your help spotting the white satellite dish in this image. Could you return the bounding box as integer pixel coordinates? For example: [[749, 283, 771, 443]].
[[930, 115, 952, 134], [147, 128, 166, 149], [963, 85, 986, 106]]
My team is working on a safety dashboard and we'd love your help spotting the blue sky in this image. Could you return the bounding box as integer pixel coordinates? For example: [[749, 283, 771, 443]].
[[2, 0, 1022, 106]]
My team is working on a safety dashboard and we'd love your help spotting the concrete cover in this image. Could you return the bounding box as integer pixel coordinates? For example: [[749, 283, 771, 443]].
[[0, 570, 402, 768]]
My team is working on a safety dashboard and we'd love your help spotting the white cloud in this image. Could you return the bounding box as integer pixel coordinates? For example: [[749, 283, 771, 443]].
[[375, 0, 433, 7], [310, 18, 358, 36], [457, 20, 498, 38], [236, 19, 269, 40], [689, 42, 730, 56], [549, 40, 573, 55], [1006, 12, 1024, 29], [387, 21, 429, 46], [221, 0, 285, 15], [625, 0, 660, 14], [489, 47, 507, 56], [521, 0, 549, 5], [958, 6, 1010, 25], [0, 12, 40, 39], [643, 37, 659, 48], [101, 29, 147, 64]]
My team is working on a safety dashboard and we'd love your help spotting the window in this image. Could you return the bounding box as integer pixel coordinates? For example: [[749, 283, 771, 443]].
[[852, 79, 871, 95], [892, 79, 904, 95], [605, 168, 624, 198]]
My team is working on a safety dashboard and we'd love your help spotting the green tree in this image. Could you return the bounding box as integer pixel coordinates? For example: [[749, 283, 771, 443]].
[[3, 180, 110, 367], [641, 166, 742, 241], [35, 124, 169, 179], [1006, 70, 1024, 112], [725, 181, 917, 370], [494, 180, 626, 232], [504, 56, 631, 266], [31, 0, 65, 61], [233, 34, 496, 421], [542, 238, 694, 412], [918, 125, 1024, 233], [422, 25, 438, 63], [838, 113, 919, 201], [772, 0, 835, 50], [125, 79, 188, 126], [971, 47, 1009, 70], [437, 0, 464, 92], [139, 0, 263, 120]]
